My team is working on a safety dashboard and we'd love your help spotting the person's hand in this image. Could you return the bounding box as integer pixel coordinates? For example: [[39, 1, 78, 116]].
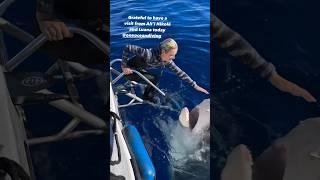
[[269, 72, 317, 102], [122, 67, 133, 75], [194, 84, 209, 94], [36, 12, 73, 41], [38, 20, 73, 41]]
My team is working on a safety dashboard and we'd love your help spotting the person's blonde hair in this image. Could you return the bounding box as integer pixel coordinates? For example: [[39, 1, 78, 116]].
[[160, 38, 178, 53]]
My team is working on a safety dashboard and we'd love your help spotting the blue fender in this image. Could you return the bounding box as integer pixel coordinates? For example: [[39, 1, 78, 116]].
[[124, 125, 156, 180]]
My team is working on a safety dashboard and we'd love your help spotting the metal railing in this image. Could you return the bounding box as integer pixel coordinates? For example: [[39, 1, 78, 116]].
[[0, 0, 15, 16], [5, 26, 109, 71], [110, 59, 166, 97], [0, 7, 108, 143], [0, 1, 108, 179]]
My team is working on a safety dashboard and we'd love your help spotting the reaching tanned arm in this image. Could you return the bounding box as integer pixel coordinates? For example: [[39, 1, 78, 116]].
[[269, 73, 316, 102], [194, 84, 209, 94], [211, 14, 316, 102], [167, 61, 209, 94]]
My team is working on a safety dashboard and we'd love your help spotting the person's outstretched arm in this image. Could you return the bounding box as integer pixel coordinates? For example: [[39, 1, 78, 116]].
[[36, 0, 73, 41], [167, 61, 209, 94], [212, 14, 316, 102]]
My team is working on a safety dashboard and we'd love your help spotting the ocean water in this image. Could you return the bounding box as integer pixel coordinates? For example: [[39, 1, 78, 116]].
[[2, 2, 107, 180], [111, 0, 210, 179], [4, 0, 320, 179], [213, 0, 320, 179]]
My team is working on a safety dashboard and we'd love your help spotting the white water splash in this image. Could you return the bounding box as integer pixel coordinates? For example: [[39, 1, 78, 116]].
[[155, 116, 210, 169]]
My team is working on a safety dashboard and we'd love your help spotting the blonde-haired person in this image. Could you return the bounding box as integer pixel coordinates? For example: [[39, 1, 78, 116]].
[[121, 38, 209, 101], [159, 38, 177, 53]]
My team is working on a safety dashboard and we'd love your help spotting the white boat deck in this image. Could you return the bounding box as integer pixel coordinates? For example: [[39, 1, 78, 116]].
[[110, 83, 135, 180], [0, 66, 30, 178]]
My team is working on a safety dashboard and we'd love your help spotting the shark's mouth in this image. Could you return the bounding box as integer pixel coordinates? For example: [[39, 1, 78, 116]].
[[189, 107, 200, 129], [179, 99, 210, 131], [178, 106, 200, 129]]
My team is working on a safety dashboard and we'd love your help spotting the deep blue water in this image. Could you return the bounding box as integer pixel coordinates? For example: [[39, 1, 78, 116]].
[[3, 1, 107, 180], [111, 0, 210, 179], [4, 0, 320, 179], [213, 0, 320, 179]]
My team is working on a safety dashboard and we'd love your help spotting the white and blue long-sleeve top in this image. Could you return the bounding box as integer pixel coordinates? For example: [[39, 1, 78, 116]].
[[121, 45, 197, 87], [212, 14, 276, 78]]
